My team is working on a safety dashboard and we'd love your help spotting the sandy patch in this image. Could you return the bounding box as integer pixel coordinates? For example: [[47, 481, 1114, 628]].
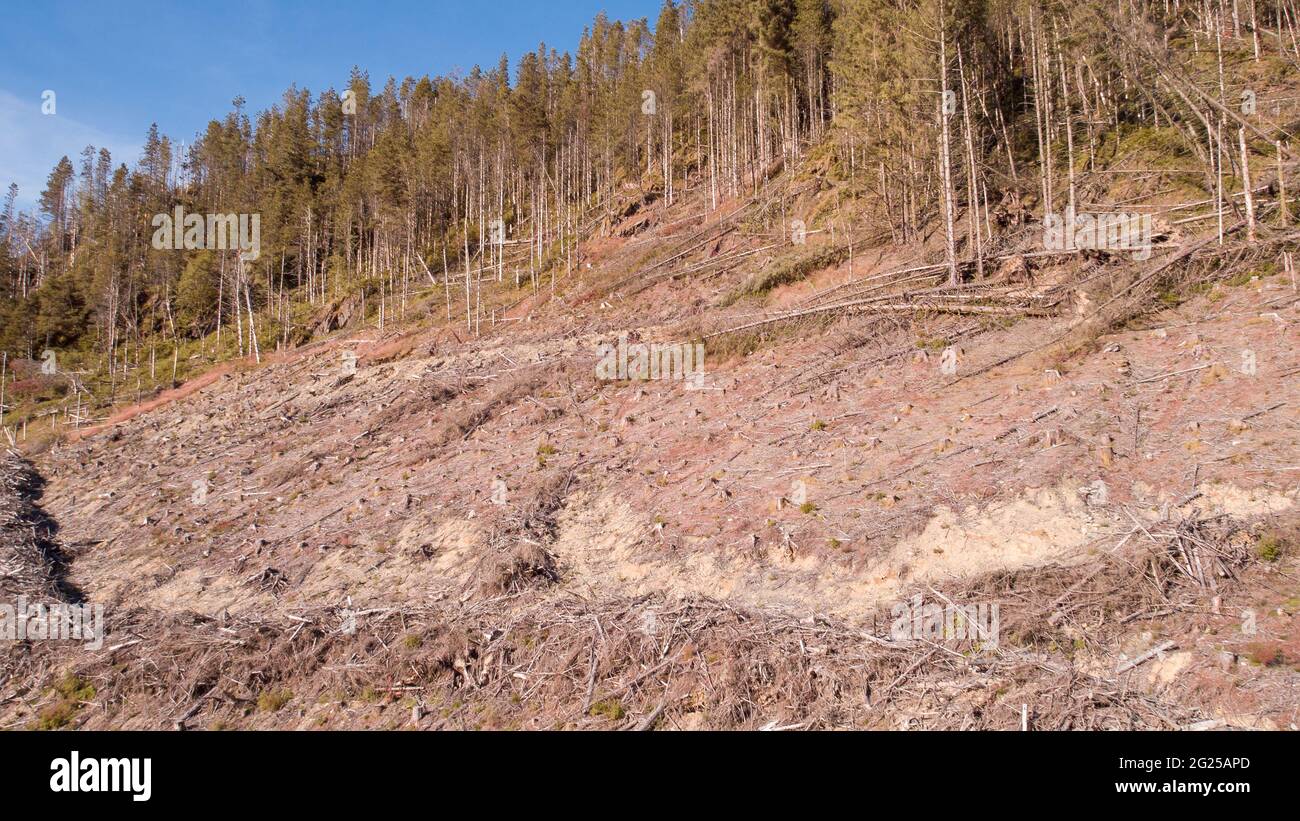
[[1193, 482, 1297, 519], [553, 483, 1106, 619]]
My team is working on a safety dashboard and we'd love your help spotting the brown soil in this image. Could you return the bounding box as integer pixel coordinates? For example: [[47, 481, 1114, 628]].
[[2, 162, 1297, 731]]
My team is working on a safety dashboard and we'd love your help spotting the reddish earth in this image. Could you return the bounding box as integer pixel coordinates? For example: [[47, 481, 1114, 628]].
[[2, 170, 1297, 730]]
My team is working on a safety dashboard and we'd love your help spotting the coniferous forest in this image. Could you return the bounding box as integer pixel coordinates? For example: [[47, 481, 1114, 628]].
[[1, 0, 1299, 747], [0, 0, 1295, 412]]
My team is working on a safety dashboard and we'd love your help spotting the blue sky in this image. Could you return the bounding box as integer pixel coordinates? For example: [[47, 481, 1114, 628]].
[[0, 0, 660, 211]]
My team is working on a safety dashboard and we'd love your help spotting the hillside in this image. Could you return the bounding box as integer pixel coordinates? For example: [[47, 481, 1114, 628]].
[[1, 1, 1298, 731]]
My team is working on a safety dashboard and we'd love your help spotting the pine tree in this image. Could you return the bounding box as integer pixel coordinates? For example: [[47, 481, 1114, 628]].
[[176, 251, 220, 336]]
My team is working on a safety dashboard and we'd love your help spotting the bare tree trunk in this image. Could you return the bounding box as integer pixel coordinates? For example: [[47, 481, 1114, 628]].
[[463, 217, 472, 334], [1240, 128, 1257, 241], [443, 245, 452, 321], [958, 45, 983, 279], [1278, 140, 1291, 225], [244, 274, 261, 364], [216, 253, 224, 353], [1056, 26, 1077, 218], [938, 2, 959, 286]]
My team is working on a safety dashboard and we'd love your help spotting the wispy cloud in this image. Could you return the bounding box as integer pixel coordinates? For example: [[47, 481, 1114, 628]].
[[0, 88, 140, 212]]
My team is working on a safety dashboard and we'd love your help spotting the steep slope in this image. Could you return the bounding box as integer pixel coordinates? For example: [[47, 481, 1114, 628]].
[[2, 171, 1297, 728], [6, 22, 1300, 725]]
